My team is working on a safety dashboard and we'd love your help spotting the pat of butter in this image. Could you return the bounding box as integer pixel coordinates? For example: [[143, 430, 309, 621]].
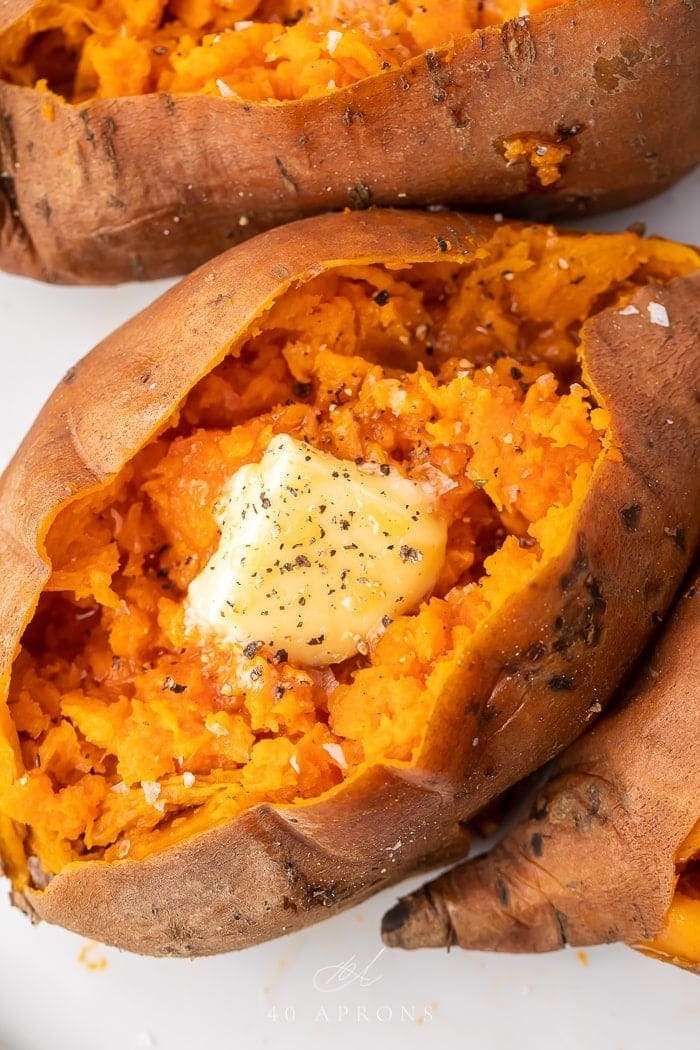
[[186, 435, 447, 666]]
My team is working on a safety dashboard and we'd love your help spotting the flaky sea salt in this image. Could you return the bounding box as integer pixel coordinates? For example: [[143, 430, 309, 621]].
[[618, 304, 639, 316], [216, 78, 235, 98], [647, 301, 670, 327], [141, 781, 161, 807], [326, 29, 343, 54], [182, 772, 196, 789], [323, 743, 348, 769], [206, 718, 229, 737]]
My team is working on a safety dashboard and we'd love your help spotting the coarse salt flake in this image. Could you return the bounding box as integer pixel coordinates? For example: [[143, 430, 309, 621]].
[[182, 772, 196, 788], [323, 743, 348, 769], [326, 29, 342, 54], [141, 781, 162, 807], [216, 78, 235, 98], [206, 719, 229, 737], [618, 304, 639, 316], [289, 754, 301, 775], [647, 302, 670, 327]]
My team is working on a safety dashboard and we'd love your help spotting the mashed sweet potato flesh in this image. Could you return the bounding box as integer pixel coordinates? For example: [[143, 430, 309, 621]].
[[0, 0, 572, 103], [0, 225, 697, 884]]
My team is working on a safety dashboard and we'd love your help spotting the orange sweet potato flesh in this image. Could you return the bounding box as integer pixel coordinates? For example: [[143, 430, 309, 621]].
[[0, 210, 698, 956], [382, 571, 700, 971], [0, 0, 698, 283]]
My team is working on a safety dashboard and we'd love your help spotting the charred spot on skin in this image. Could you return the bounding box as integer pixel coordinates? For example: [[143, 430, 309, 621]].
[[585, 782, 602, 816], [530, 796, 549, 822], [557, 122, 583, 139], [37, 198, 52, 222], [526, 641, 546, 663], [448, 104, 471, 130], [553, 908, 570, 946], [102, 117, 119, 179], [664, 524, 686, 552], [274, 156, 298, 195], [381, 898, 411, 936], [342, 105, 364, 127], [78, 109, 96, 148], [423, 47, 453, 104], [309, 885, 337, 908], [347, 182, 372, 210], [283, 858, 299, 886], [530, 832, 544, 857], [496, 877, 510, 907], [620, 503, 642, 532], [501, 17, 537, 82], [63, 368, 77, 385], [548, 674, 573, 692]]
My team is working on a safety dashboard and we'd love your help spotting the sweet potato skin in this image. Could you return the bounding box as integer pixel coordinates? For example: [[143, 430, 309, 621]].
[[0, 0, 698, 283], [382, 572, 700, 962], [0, 210, 698, 956]]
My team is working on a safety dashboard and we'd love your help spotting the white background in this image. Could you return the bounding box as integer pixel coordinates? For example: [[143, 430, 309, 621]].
[[0, 173, 698, 1050]]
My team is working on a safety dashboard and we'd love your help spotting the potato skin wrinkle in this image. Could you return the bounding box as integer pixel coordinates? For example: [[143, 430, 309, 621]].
[[0, 210, 698, 957], [0, 0, 697, 283], [381, 572, 700, 969]]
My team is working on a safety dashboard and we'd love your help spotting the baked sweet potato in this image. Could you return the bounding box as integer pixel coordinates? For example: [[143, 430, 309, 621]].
[[0, 210, 698, 956], [0, 0, 698, 283], [381, 570, 700, 972]]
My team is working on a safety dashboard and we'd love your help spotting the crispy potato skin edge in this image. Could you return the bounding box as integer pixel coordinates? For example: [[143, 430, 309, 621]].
[[0, 0, 698, 283], [0, 210, 697, 955], [382, 571, 700, 963]]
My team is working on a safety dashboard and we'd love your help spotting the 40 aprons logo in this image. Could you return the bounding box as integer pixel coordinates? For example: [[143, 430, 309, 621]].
[[265, 948, 434, 1024]]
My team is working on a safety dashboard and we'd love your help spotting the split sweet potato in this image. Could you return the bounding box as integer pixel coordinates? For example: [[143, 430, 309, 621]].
[[0, 210, 698, 956], [382, 571, 700, 972], [0, 0, 698, 283]]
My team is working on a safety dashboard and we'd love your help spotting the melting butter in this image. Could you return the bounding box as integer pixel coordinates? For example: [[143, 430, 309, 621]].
[[186, 435, 447, 665]]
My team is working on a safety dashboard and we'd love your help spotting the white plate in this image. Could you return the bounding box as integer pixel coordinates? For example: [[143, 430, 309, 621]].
[[1, 171, 698, 1050]]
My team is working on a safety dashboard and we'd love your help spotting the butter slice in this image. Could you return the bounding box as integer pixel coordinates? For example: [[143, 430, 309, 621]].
[[186, 435, 446, 666]]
